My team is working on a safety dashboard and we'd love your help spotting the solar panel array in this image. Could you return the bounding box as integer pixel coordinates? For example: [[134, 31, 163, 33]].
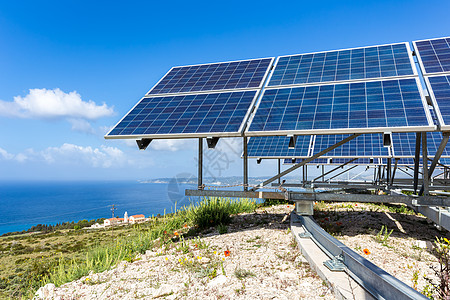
[[106, 58, 274, 139], [312, 134, 388, 157], [391, 132, 450, 158], [269, 43, 415, 87], [247, 78, 431, 135], [283, 158, 381, 165], [426, 75, 450, 130], [414, 37, 450, 75], [108, 91, 258, 137], [247, 135, 311, 158], [148, 59, 273, 95]]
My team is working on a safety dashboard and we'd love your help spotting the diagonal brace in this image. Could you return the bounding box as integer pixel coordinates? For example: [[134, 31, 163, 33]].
[[312, 158, 358, 182], [253, 133, 361, 190]]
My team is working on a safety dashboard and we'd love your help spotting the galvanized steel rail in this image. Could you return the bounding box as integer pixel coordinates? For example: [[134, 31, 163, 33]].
[[292, 213, 428, 300]]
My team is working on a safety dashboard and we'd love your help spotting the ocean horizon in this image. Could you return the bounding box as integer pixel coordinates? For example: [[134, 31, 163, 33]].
[[0, 180, 197, 235]]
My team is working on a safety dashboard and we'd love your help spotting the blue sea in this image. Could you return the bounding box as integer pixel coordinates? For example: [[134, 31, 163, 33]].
[[0, 181, 197, 235]]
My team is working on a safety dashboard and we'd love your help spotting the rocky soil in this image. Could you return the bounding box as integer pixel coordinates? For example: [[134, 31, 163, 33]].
[[35, 204, 334, 300]]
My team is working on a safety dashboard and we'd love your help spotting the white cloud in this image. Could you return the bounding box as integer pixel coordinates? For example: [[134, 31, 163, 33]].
[[0, 88, 114, 120], [68, 118, 95, 134], [150, 139, 194, 152], [0, 147, 27, 162], [42, 143, 128, 168], [0, 143, 149, 168]]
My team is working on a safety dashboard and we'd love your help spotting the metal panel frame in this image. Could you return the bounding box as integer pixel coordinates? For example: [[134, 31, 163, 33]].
[[147, 57, 275, 96], [266, 42, 418, 89], [105, 89, 261, 139], [246, 77, 436, 136], [413, 37, 450, 77]]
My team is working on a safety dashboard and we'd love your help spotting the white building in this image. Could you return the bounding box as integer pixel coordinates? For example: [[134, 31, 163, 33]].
[[104, 217, 119, 227], [129, 214, 145, 224]]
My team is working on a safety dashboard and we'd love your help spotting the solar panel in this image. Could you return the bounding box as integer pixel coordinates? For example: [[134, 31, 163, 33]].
[[426, 75, 450, 130], [106, 90, 258, 139], [413, 37, 450, 75], [312, 134, 389, 157], [283, 158, 380, 165], [247, 78, 433, 136], [147, 58, 273, 95], [391, 132, 450, 157], [268, 43, 415, 87], [247, 135, 312, 158]]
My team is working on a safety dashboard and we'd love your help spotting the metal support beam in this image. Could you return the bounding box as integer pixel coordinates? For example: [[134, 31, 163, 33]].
[[387, 158, 391, 189], [327, 165, 358, 182], [198, 138, 203, 190], [419, 133, 449, 196], [391, 158, 399, 186], [312, 158, 358, 183], [243, 136, 248, 191], [421, 132, 429, 196], [253, 133, 361, 190], [277, 159, 281, 184], [413, 132, 421, 193]]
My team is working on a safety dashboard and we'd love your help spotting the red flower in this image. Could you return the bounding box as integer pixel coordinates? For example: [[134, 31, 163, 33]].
[[363, 248, 370, 255], [163, 230, 167, 235], [174, 231, 179, 236], [224, 250, 230, 257], [324, 217, 329, 221], [184, 224, 188, 228]]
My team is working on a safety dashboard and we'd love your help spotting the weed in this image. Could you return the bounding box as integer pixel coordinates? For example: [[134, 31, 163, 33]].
[[374, 225, 393, 246], [424, 237, 450, 299], [234, 268, 255, 280], [217, 224, 228, 235]]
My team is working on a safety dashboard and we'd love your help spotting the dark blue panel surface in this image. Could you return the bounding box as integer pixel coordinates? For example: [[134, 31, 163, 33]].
[[391, 132, 450, 157], [414, 38, 450, 75], [107, 90, 257, 137], [428, 75, 450, 127], [312, 134, 389, 157], [284, 158, 377, 165], [247, 136, 311, 157], [148, 58, 272, 95], [249, 78, 429, 133], [269, 43, 414, 86]]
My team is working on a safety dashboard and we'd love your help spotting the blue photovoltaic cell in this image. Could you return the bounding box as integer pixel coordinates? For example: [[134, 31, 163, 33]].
[[248, 78, 429, 134], [284, 158, 376, 165], [414, 38, 450, 75], [107, 91, 257, 137], [312, 134, 389, 157], [148, 59, 272, 95], [269, 43, 414, 86], [428, 75, 450, 127], [391, 132, 450, 157], [247, 135, 311, 157]]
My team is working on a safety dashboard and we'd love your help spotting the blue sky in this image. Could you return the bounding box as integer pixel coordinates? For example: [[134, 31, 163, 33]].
[[0, 0, 449, 181]]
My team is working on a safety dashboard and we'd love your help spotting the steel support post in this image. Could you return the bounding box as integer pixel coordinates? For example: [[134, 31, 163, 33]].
[[278, 159, 281, 184], [243, 136, 248, 191], [422, 132, 429, 196], [391, 158, 399, 186], [414, 132, 421, 193], [198, 138, 203, 190], [387, 158, 391, 189]]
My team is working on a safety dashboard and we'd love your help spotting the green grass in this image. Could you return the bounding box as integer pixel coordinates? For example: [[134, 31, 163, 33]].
[[0, 197, 257, 299]]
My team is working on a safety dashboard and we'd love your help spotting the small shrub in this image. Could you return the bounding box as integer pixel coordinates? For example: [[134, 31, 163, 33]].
[[217, 224, 228, 234], [234, 268, 255, 280], [374, 225, 393, 246]]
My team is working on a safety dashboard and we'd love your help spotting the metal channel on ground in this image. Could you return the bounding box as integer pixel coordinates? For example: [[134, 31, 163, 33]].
[[292, 213, 428, 300]]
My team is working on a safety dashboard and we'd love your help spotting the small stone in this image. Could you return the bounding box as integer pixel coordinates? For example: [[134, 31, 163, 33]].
[[414, 240, 428, 249], [208, 275, 228, 287], [153, 284, 174, 298]]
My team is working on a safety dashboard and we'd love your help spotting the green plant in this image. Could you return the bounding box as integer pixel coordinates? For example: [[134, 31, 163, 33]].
[[424, 237, 450, 299], [234, 268, 255, 280], [217, 224, 228, 235], [374, 225, 393, 246]]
